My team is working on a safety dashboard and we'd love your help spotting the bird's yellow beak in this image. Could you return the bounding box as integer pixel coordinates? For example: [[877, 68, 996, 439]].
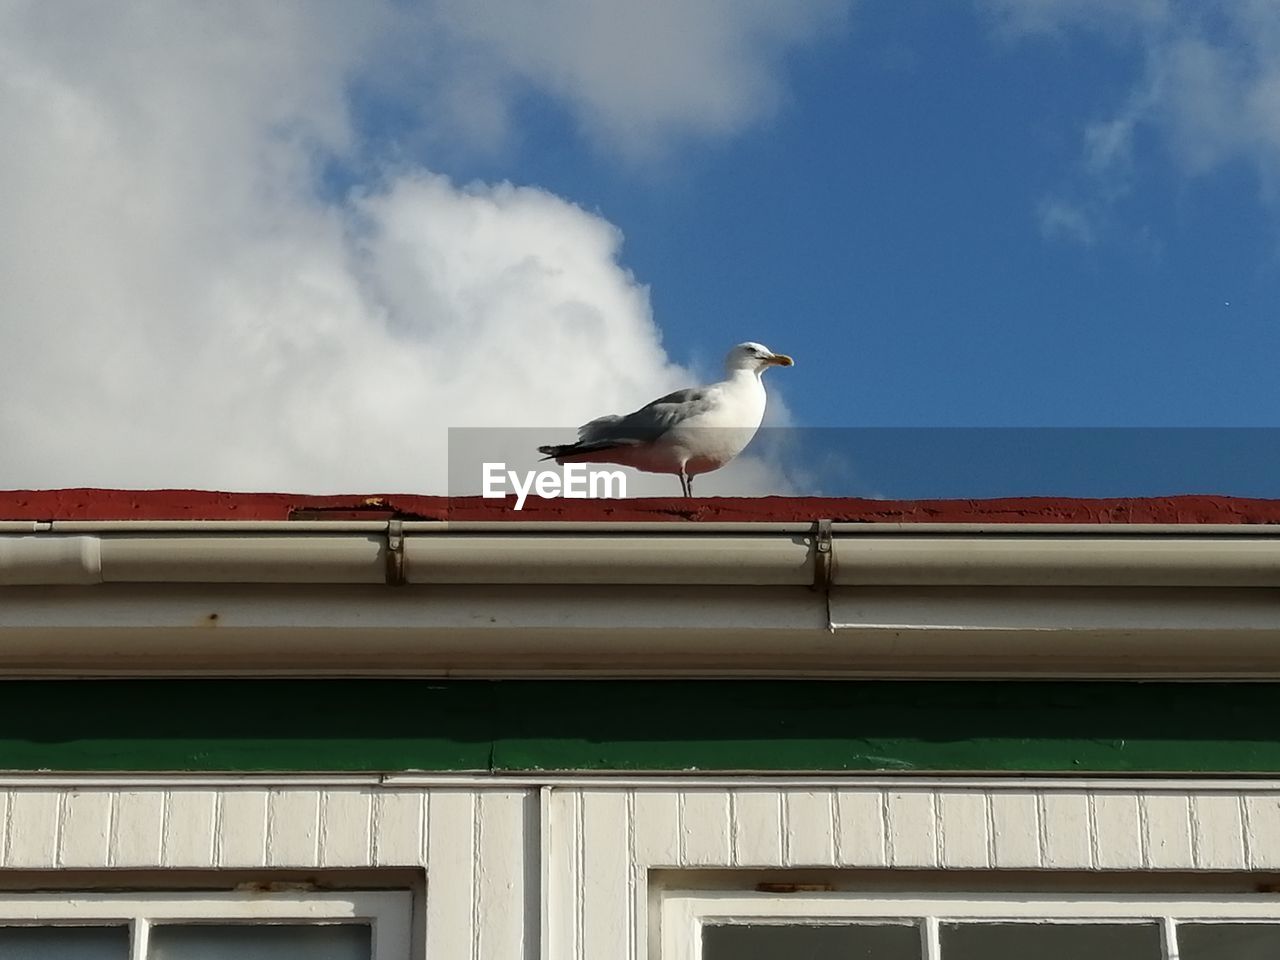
[[767, 353, 794, 367]]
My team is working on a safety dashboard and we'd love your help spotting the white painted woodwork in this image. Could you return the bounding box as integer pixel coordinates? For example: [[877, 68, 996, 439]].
[[662, 891, 1280, 960], [989, 791, 1040, 868], [1244, 794, 1280, 869], [731, 790, 783, 867], [0, 778, 1277, 958], [1143, 793, 1196, 869], [631, 791, 679, 866], [547, 788, 582, 960], [1091, 792, 1143, 869], [782, 790, 835, 866], [5, 790, 60, 868], [475, 791, 530, 960], [112, 791, 165, 867], [266, 788, 320, 867], [320, 790, 374, 869], [580, 792, 630, 960], [163, 790, 216, 868], [833, 789, 887, 867], [373, 789, 426, 867], [424, 790, 475, 959], [58, 789, 112, 868], [1040, 792, 1092, 868], [936, 792, 989, 869], [215, 789, 267, 867], [679, 791, 731, 867], [886, 790, 939, 867], [0, 891, 413, 960], [1191, 793, 1247, 869]]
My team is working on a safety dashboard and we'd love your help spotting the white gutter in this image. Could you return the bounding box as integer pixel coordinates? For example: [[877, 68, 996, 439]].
[[4, 522, 1280, 587], [835, 536, 1280, 586], [4, 521, 1280, 677], [0, 534, 384, 585]]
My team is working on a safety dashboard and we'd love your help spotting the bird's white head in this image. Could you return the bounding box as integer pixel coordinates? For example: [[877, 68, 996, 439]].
[[724, 341, 795, 376]]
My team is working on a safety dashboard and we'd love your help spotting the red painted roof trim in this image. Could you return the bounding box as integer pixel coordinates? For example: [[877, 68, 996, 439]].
[[1, 489, 1279, 523]]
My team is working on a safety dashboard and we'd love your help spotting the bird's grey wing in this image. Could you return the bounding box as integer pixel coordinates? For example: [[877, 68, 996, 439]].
[[538, 388, 714, 461], [578, 388, 712, 444]]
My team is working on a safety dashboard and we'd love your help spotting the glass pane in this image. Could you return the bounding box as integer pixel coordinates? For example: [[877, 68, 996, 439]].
[[940, 922, 1162, 960], [703, 922, 921, 960], [0, 925, 129, 960], [1179, 922, 1280, 959], [147, 923, 370, 960]]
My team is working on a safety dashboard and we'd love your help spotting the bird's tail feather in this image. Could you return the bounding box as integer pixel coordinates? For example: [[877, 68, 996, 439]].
[[537, 444, 568, 462], [537, 439, 637, 462]]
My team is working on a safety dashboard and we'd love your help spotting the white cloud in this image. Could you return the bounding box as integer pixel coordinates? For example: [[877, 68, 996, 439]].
[[984, 0, 1280, 217], [0, 1, 815, 494], [980, 0, 1169, 37], [1037, 197, 1097, 245], [420, 0, 851, 158], [1084, 116, 1138, 177]]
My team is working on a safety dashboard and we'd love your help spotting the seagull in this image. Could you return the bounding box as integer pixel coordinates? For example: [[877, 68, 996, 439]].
[[538, 342, 794, 497]]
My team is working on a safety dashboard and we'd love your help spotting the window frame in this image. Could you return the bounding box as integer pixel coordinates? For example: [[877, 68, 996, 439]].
[[0, 889, 412, 960], [662, 890, 1280, 960]]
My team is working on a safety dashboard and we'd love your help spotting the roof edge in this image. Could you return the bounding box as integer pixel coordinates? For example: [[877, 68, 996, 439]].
[[4, 489, 1280, 524]]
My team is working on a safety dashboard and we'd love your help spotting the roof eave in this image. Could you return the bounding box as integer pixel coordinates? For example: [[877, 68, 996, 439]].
[[0, 523, 1278, 679]]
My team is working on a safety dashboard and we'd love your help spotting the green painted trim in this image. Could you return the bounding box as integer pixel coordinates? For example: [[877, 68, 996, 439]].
[[2, 680, 1278, 774]]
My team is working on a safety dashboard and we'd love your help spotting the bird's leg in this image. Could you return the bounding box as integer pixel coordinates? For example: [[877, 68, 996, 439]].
[[679, 466, 691, 498]]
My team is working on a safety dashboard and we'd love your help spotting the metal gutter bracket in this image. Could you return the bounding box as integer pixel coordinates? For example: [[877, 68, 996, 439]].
[[385, 520, 406, 586], [811, 518, 837, 634], [811, 518, 834, 592]]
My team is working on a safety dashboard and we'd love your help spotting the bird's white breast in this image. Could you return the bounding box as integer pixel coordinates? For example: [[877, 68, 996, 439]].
[[652, 372, 767, 475]]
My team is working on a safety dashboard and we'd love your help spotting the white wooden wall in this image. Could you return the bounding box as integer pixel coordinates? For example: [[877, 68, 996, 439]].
[[1, 781, 1279, 958], [546, 785, 1280, 960], [0, 786, 531, 959]]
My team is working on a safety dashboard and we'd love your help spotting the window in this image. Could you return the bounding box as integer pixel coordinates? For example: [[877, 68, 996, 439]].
[[662, 891, 1280, 960], [0, 890, 411, 960]]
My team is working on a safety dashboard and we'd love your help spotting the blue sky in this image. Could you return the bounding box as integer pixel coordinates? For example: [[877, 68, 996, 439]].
[[4, 1, 1280, 495], [443, 0, 1280, 431], [430, 0, 1280, 496]]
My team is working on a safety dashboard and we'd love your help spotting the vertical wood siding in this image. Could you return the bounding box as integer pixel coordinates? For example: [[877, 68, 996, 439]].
[[0, 785, 529, 960], [550, 784, 1280, 960], [0, 781, 1277, 959]]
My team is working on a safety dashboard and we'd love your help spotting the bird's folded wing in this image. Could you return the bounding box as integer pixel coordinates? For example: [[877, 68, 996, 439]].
[[577, 388, 712, 444]]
